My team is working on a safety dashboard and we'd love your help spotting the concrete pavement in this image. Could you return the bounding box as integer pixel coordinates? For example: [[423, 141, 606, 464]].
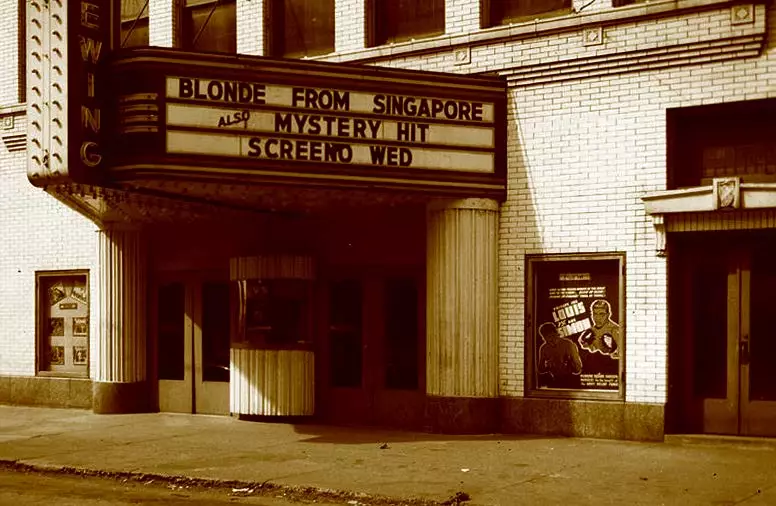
[[0, 405, 775, 505]]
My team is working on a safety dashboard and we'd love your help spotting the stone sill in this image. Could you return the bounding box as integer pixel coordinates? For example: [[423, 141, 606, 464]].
[[318, 0, 746, 64], [0, 103, 25, 116]]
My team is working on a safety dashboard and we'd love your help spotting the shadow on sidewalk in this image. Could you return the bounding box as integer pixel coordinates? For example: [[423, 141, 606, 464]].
[[283, 420, 567, 445]]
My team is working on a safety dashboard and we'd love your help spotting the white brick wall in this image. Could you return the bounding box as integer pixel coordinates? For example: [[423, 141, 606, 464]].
[[5, 0, 776, 409], [335, 0, 365, 53], [445, 0, 479, 35], [0, 0, 21, 107], [0, 0, 99, 378], [321, 1, 776, 405], [237, 0, 264, 55], [0, 113, 99, 377], [150, 0, 181, 47]]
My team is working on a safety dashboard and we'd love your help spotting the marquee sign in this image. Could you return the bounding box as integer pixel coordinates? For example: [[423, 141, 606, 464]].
[[166, 77, 496, 173], [109, 49, 507, 197]]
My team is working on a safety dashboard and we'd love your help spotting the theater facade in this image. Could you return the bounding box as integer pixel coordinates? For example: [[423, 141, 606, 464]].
[[1, 0, 774, 440]]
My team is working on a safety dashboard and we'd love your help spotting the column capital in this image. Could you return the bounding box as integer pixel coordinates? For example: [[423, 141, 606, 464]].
[[99, 222, 143, 233], [427, 198, 500, 213]]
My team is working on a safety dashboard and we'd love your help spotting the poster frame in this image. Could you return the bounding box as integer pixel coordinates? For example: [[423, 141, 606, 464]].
[[524, 253, 625, 400], [35, 270, 90, 378]]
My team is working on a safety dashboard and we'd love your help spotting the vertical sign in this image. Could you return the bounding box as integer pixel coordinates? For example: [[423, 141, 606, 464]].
[[69, 0, 111, 177], [529, 256, 624, 393]]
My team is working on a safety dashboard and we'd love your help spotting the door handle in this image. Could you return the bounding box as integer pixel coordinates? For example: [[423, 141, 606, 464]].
[[740, 339, 750, 365]]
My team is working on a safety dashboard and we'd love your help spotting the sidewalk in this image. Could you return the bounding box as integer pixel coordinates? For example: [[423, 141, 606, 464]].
[[0, 405, 775, 505]]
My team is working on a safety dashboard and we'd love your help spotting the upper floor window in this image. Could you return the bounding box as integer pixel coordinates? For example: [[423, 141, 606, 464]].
[[183, 0, 237, 53], [370, 0, 444, 47], [483, 0, 572, 27], [268, 0, 335, 58], [121, 0, 149, 47], [668, 99, 776, 189]]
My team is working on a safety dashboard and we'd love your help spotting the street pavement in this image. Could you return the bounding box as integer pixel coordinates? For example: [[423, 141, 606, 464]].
[[0, 405, 775, 505]]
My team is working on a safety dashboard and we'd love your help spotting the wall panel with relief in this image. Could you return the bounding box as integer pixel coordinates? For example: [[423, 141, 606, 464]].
[[37, 271, 90, 377]]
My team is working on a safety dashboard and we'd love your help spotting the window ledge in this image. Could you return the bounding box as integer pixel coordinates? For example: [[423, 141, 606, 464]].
[[0, 103, 26, 116], [319, 0, 750, 64]]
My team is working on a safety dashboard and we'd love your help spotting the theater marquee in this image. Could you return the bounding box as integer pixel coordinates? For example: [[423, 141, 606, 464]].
[[109, 49, 507, 197], [166, 77, 495, 173]]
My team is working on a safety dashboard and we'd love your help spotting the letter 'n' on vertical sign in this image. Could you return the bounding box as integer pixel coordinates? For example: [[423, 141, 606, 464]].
[[67, 0, 112, 180]]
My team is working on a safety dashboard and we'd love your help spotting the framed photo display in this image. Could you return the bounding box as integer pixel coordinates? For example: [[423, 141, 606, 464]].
[[36, 271, 89, 376]]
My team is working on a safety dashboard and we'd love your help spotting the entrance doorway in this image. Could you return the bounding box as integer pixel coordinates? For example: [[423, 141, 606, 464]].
[[671, 232, 776, 436], [318, 268, 425, 429], [155, 275, 231, 415]]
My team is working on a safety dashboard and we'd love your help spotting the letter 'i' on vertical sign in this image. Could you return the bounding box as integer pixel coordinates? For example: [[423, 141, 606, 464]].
[[69, 0, 110, 178]]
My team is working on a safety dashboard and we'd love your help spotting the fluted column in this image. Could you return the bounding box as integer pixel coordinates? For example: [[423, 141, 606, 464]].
[[93, 226, 148, 413], [426, 198, 499, 432]]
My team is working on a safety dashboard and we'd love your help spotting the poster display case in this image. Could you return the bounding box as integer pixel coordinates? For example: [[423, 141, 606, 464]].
[[526, 254, 625, 399], [37, 271, 90, 376]]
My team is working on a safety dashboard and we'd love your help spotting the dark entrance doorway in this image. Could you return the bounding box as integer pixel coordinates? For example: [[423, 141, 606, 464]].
[[670, 231, 776, 436], [317, 267, 425, 429]]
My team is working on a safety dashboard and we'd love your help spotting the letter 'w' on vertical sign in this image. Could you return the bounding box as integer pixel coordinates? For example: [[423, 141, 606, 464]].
[[79, 37, 102, 63]]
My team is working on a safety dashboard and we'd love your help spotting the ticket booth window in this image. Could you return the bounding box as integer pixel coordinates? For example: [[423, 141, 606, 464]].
[[233, 279, 313, 349], [36, 272, 90, 377]]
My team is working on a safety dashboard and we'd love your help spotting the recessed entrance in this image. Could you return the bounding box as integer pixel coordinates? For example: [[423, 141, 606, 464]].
[[317, 267, 425, 429], [155, 274, 231, 415], [670, 231, 776, 436]]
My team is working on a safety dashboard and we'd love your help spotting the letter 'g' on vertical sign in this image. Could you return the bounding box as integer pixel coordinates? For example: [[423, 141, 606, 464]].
[[80, 141, 102, 167]]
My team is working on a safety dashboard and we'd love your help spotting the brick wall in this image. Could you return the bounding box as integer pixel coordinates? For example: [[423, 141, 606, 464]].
[[6, 0, 775, 407], [445, 0, 480, 35], [0, 110, 99, 377], [0, 0, 21, 106], [321, 1, 776, 404], [0, 0, 99, 378], [237, 0, 264, 55], [335, 0, 366, 53], [149, 0, 180, 47]]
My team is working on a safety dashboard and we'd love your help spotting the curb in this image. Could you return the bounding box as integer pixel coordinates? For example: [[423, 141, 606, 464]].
[[664, 434, 776, 450], [0, 460, 472, 506]]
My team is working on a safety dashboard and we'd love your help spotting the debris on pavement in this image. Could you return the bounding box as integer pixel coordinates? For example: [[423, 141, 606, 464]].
[[442, 491, 470, 505]]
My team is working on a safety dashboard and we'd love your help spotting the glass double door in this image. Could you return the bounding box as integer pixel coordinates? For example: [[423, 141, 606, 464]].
[[155, 275, 231, 415], [318, 269, 425, 429], [672, 232, 776, 436]]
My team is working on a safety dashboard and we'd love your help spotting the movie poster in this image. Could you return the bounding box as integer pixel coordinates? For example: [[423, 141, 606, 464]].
[[531, 257, 622, 391]]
